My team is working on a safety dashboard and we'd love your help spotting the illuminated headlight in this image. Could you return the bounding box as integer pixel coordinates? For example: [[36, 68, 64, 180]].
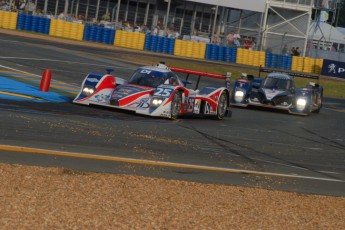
[[82, 87, 95, 96], [296, 98, 307, 110], [151, 98, 164, 106], [234, 90, 245, 103]]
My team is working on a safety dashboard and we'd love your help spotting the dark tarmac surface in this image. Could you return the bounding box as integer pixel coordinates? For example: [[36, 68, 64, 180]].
[[0, 31, 344, 196]]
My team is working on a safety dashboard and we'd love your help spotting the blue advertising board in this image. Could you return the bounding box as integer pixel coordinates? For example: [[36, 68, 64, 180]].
[[321, 59, 345, 79]]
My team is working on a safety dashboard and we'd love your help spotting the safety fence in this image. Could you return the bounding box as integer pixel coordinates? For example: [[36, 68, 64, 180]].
[[0, 10, 327, 75]]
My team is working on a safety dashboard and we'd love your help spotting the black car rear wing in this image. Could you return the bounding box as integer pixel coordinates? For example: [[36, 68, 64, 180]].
[[170, 66, 231, 90], [258, 66, 320, 82]]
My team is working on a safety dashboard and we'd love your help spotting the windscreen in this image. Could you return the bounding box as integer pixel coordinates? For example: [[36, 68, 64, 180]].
[[128, 69, 168, 88], [263, 77, 290, 91]]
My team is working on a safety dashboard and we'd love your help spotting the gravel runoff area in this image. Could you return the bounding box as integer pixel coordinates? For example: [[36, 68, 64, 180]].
[[1, 29, 345, 228], [0, 163, 344, 229]]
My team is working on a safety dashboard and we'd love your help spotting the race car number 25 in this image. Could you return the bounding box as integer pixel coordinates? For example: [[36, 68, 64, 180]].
[[154, 88, 173, 97]]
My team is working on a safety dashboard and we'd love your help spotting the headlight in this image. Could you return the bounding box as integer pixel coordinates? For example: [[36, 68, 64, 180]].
[[151, 98, 164, 106], [234, 90, 245, 103], [296, 98, 307, 110], [82, 87, 95, 96]]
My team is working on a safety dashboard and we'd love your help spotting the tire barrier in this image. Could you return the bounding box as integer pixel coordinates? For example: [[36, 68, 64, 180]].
[[83, 25, 115, 45], [0, 11, 330, 75], [144, 35, 175, 55], [0, 10, 17, 30], [49, 19, 84, 41], [205, 44, 237, 63], [265, 53, 292, 70], [291, 56, 323, 74], [16, 14, 50, 34], [114, 30, 145, 50], [174, 40, 206, 59], [314, 59, 323, 74], [236, 48, 265, 67]]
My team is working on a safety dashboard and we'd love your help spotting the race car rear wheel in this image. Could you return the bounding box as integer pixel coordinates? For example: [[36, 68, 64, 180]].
[[171, 91, 182, 120], [216, 91, 228, 120]]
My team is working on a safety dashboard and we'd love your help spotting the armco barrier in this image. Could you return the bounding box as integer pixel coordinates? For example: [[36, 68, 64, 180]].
[[49, 19, 84, 41], [174, 40, 206, 59], [265, 53, 292, 70], [84, 25, 115, 45], [236, 48, 265, 67], [205, 44, 237, 63], [16, 13, 50, 34], [114, 30, 145, 50], [0, 10, 17, 30], [144, 35, 175, 55]]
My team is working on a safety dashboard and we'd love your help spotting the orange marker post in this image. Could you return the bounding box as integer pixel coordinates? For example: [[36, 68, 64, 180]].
[[40, 69, 52, 92]]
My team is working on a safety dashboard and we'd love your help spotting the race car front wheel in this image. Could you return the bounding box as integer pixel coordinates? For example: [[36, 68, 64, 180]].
[[216, 91, 228, 120], [171, 91, 182, 120]]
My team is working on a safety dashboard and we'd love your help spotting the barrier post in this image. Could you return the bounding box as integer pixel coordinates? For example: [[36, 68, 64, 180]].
[[40, 69, 52, 92]]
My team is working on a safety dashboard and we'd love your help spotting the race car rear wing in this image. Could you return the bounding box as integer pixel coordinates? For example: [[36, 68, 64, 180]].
[[258, 66, 320, 82], [169, 66, 231, 90]]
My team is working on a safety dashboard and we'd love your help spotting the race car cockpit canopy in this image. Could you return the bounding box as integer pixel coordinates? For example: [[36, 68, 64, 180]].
[[263, 73, 293, 91], [129, 68, 169, 88]]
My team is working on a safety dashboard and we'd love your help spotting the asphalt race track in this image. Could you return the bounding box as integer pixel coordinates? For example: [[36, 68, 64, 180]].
[[0, 31, 344, 196]]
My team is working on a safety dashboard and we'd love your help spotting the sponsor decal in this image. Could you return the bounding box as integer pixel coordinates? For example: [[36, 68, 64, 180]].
[[328, 63, 337, 74], [134, 98, 150, 109], [193, 99, 201, 114], [95, 94, 110, 103], [159, 85, 176, 89], [186, 98, 195, 112], [87, 78, 100, 83], [321, 59, 345, 79], [263, 89, 284, 100], [159, 111, 170, 117]]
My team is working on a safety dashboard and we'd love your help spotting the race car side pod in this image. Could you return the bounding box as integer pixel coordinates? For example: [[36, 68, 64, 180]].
[[170, 66, 226, 90]]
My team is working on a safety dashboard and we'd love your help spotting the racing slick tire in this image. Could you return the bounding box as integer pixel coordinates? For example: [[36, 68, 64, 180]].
[[216, 91, 228, 120], [171, 91, 182, 120]]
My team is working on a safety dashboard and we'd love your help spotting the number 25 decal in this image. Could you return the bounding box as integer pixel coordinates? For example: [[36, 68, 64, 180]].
[[154, 88, 173, 97]]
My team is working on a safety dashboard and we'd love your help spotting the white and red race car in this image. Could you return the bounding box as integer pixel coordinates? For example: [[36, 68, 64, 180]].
[[73, 63, 232, 119]]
